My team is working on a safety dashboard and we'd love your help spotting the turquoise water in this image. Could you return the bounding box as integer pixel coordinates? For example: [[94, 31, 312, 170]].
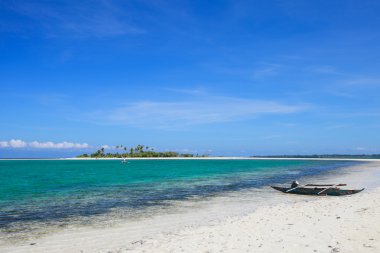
[[0, 159, 356, 238]]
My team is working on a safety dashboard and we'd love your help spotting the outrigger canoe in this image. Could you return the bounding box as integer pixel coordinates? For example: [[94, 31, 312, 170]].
[[271, 183, 364, 196]]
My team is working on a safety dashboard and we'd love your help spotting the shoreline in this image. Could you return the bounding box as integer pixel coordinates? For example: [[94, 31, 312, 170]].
[[1, 157, 380, 162], [1, 161, 380, 252]]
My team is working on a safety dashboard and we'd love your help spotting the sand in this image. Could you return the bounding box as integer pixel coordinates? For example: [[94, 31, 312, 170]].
[[125, 188, 380, 253], [2, 161, 380, 253]]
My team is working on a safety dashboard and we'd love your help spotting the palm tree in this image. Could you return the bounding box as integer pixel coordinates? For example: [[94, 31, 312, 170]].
[[135, 145, 143, 153]]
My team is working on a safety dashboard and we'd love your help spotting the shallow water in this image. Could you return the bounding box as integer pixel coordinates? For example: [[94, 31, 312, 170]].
[[0, 159, 358, 241]]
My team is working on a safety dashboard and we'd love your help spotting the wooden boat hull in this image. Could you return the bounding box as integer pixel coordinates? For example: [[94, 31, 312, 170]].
[[271, 186, 364, 196]]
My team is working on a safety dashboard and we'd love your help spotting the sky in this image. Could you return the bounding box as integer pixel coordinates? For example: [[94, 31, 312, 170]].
[[0, 0, 380, 157]]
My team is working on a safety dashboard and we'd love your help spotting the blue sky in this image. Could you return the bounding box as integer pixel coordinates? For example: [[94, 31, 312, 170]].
[[1, 0, 380, 157]]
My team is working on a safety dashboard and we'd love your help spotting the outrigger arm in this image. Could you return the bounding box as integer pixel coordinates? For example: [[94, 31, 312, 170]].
[[317, 184, 338, 195], [286, 183, 346, 193], [286, 184, 308, 193]]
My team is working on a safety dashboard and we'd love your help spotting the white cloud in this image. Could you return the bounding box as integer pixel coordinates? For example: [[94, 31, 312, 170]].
[[261, 135, 281, 140], [0, 140, 89, 149], [325, 124, 349, 129], [101, 145, 111, 149], [9, 139, 27, 148], [309, 65, 340, 74], [0, 141, 10, 148], [6, 1, 144, 37], [91, 96, 308, 129], [165, 87, 207, 96], [344, 78, 380, 86], [29, 141, 89, 149], [253, 67, 277, 79], [252, 63, 284, 79]]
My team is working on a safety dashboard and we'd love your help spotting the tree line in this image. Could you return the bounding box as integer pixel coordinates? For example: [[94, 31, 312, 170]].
[[77, 144, 207, 158]]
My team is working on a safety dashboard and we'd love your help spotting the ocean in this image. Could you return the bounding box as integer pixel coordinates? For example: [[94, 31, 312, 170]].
[[0, 159, 358, 241]]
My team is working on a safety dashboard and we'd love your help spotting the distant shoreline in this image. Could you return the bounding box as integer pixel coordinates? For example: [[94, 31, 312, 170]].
[[1, 157, 380, 162]]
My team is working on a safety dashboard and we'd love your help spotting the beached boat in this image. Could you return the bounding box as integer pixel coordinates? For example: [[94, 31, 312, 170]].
[[271, 183, 364, 196]]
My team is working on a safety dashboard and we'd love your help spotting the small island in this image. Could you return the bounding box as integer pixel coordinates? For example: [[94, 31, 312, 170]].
[[77, 144, 207, 158]]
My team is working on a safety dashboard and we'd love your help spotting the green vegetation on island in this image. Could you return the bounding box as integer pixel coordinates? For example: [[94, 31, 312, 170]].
[[77, 144, 207, 158]]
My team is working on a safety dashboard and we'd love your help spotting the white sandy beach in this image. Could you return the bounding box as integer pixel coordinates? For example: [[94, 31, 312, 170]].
[[1, 161, 380, 253], [132, 188, 380, 253]]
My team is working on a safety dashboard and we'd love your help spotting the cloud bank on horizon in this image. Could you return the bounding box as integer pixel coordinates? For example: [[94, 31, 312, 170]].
[[0, 139, 89, 149]]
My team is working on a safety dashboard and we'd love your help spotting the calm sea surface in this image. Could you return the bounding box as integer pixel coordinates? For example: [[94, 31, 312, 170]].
[[0, 159, 357, 240]]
